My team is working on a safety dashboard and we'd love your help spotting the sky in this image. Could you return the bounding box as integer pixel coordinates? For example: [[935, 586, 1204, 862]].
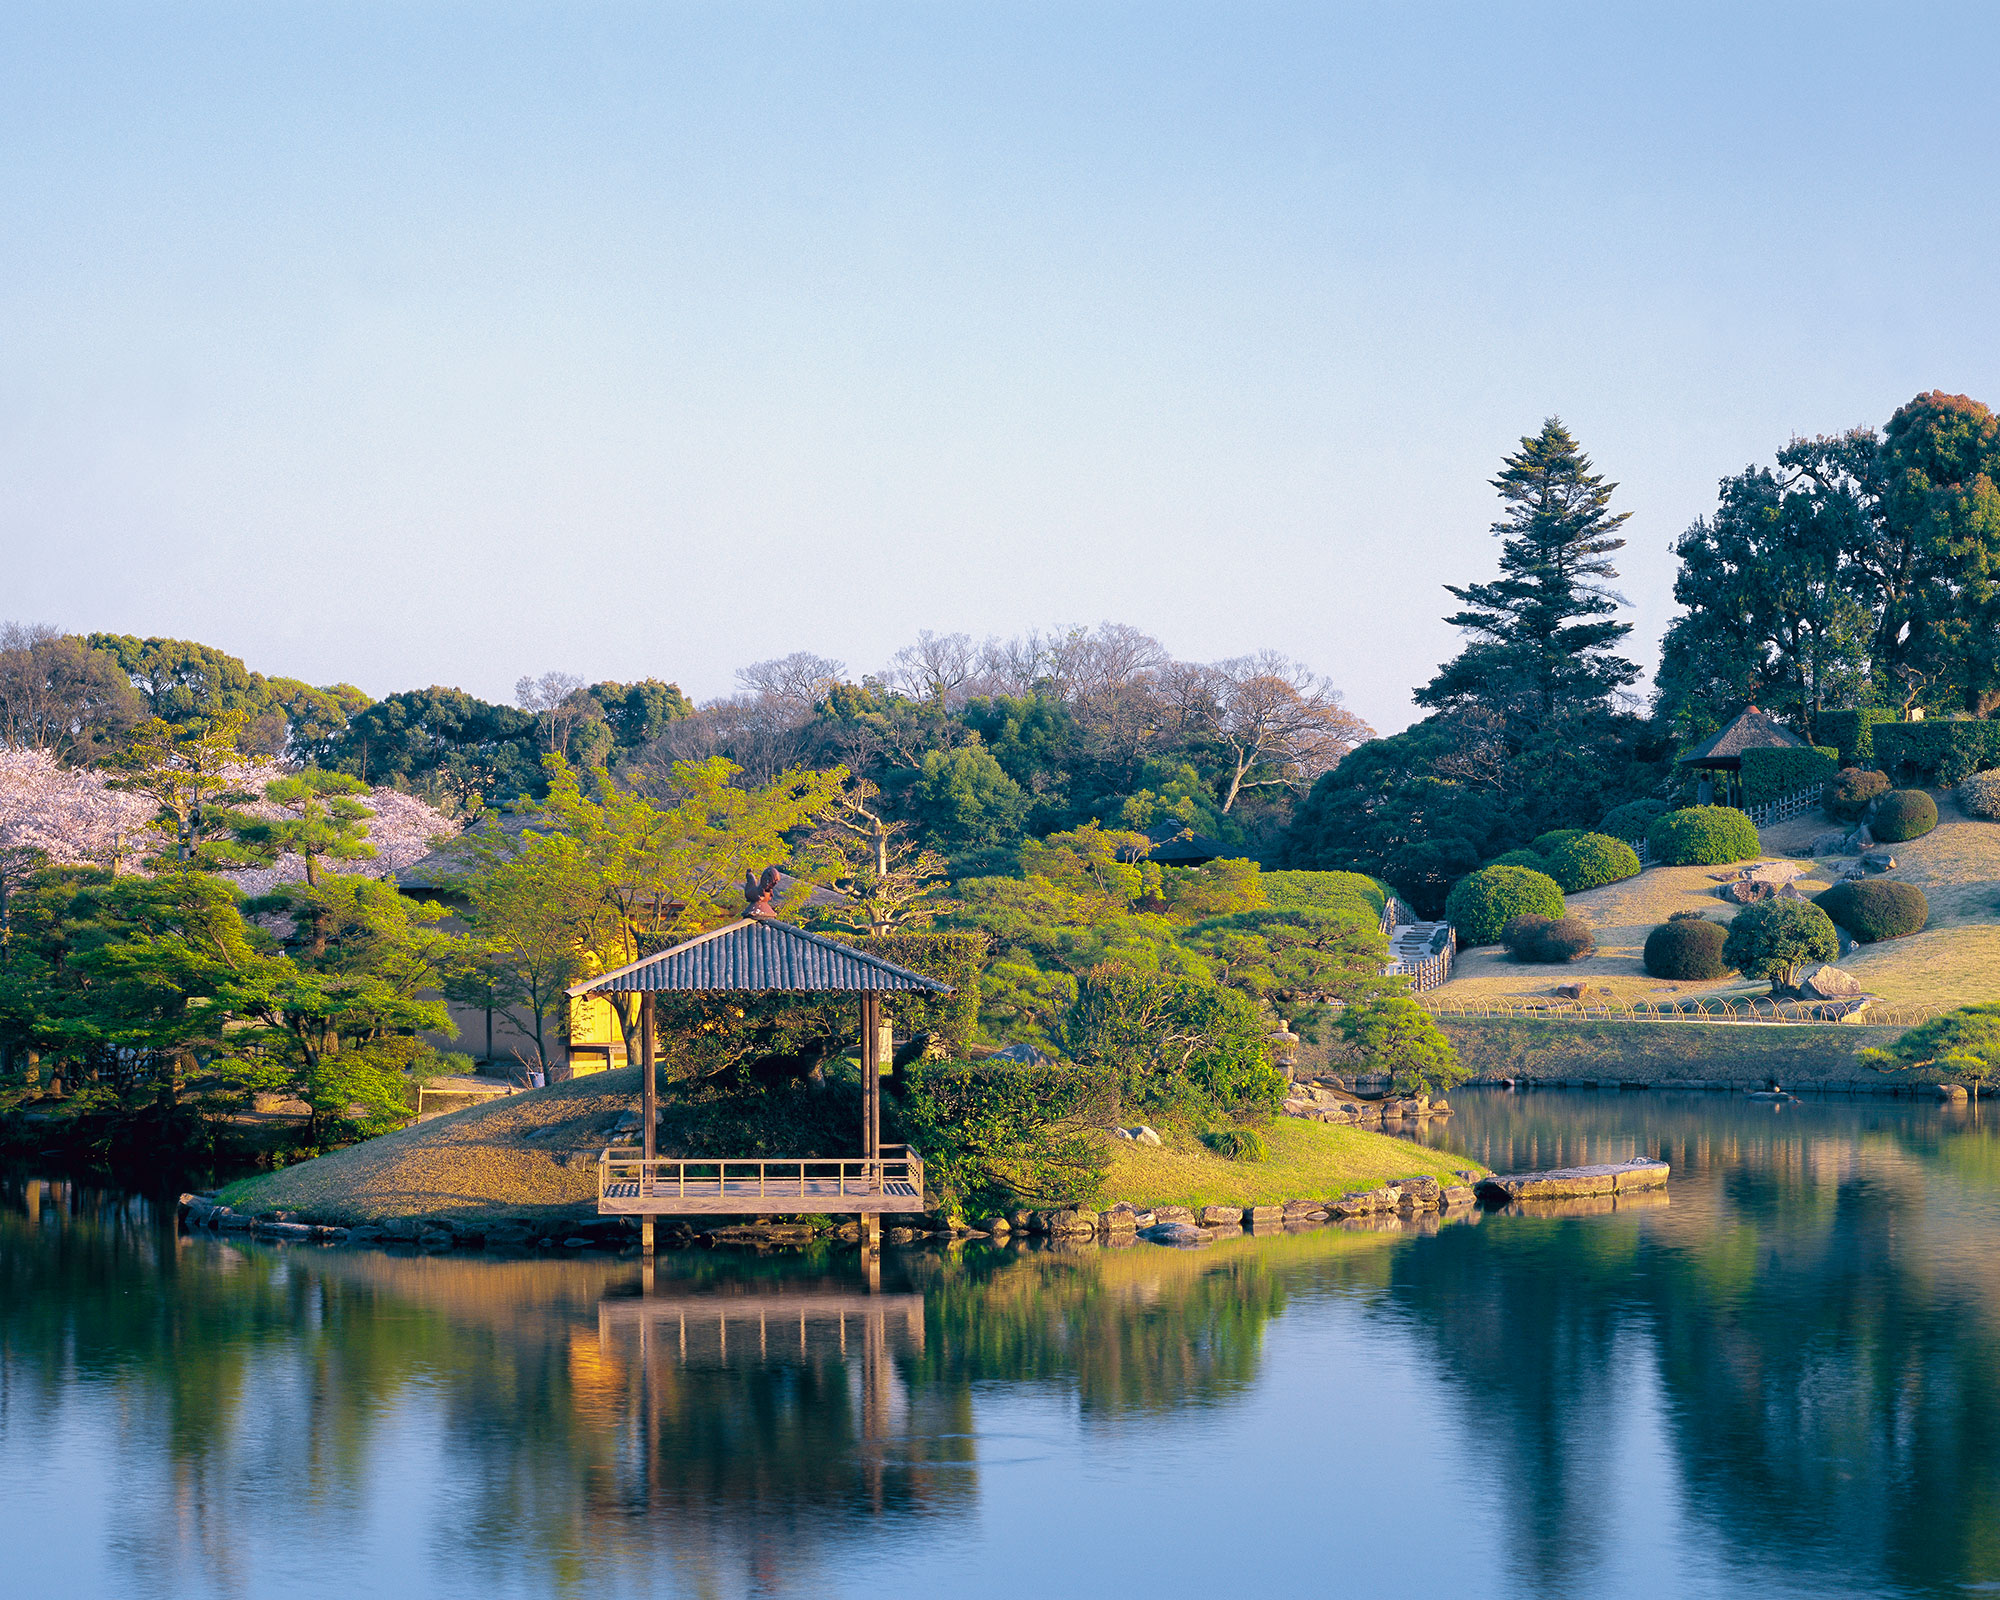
[[3, 2, 1998, 735]]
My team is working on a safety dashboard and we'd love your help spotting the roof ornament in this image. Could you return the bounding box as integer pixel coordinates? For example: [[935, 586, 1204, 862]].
[[743, 864, 783, 917]]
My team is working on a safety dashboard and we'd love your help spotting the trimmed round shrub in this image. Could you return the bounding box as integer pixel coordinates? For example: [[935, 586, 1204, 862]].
[[1488, 848, 1550, 871], [1540, 831, 1642, 893], [1529, 828, 1588, 856], [1644, 917, 1729, 980], [1646, 805, 1762, 866], [1872, 789, 1938, 842], [1815, 878, 1929, 942], [1599, 798, 1669, 844], [1504, 913, 1595, 963], [1445, 864, 1566, 946], [1956, 769, 2000, 820], [1823, 766, 1889, 822]]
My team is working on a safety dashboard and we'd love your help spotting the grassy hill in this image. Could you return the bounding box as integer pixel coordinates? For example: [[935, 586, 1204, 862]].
[[1430, 789, 2000, 1010]]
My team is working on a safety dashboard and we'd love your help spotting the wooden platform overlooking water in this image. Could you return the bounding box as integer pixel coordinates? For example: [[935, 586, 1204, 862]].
[[597, 1146, 927, 1216]]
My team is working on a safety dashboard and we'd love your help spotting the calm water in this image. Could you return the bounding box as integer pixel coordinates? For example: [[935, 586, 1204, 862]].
[[5, 1089, 1999, 1600]]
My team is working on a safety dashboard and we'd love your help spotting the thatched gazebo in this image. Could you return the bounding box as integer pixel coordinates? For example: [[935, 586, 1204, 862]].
[[1678, 705, 1808, 808]]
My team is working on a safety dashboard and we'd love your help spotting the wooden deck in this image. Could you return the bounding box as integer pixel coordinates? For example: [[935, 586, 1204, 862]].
[[597, 1146, 927, 1216]]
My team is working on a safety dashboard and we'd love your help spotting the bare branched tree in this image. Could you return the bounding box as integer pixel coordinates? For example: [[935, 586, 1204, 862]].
[[514, 671, 594, 756], [736, 652, 846, 716], [1198, 652, 1374, 812], [884, 631, 982, 708]]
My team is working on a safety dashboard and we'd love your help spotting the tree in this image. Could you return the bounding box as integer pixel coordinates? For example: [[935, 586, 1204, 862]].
[[800, 778, 950, 935], [1720, 899, 1838, 994], [86, 633, 273, 737], [905, 744, 1031, 859], [1859, 1004, 2000, 1094], [0, 626, 144, 761], [1335, 994, 1464, 1096], [458, 830, 596, 1074], [1174, 653, 1373, 813], [236, 770, 377, 887], [1417, 419, 1639, 730], [331, 686, 539, 812], [1063, 963, 1282, 1118], [109, 714, 257, 867], [590, 679, 691, 755]]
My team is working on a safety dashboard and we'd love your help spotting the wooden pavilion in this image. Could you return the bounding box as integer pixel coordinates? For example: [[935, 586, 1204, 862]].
[[1678, 705, 1808, 808], [567, 909, 952, 1253]]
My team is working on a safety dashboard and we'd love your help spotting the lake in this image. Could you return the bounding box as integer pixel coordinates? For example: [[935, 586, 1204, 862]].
[[4, 1087, 1998, 1600]]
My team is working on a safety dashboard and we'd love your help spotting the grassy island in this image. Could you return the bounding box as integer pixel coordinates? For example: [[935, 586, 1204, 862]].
[[1105, 1119, 1479, 1212]]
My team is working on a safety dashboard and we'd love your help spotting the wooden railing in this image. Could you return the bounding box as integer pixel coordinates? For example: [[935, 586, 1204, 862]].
[[599, 1145, 925, 1203]]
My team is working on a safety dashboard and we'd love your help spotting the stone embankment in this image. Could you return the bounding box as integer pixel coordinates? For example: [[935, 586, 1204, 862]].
[[1474, 1156, 1669, 1206], [1279, 1078, 1450, 1126], [983, 1171, 1484, 1247], [178, 1192, 632, 1251]]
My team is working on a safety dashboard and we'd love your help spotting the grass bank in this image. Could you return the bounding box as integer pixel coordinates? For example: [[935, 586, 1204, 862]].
[[1103, 1119, 1480, 1212], [1438, 1016, 1918, 1085]]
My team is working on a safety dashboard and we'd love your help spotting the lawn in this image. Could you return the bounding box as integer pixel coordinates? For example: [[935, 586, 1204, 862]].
[[1102, 1118, 1482, 1211], [1428, 791, 2000, 1010]]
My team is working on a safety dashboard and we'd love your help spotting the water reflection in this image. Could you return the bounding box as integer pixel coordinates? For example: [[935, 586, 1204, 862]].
[[4, 1090, 1999, 1600]]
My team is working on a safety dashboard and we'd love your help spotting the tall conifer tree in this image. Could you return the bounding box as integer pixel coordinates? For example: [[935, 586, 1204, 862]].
[[1416, 419, 1639, 730]]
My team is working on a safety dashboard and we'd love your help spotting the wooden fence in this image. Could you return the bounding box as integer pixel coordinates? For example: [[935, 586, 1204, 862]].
[[1421, 995, 1943, 1028], [1746, 785, 1826, 829]]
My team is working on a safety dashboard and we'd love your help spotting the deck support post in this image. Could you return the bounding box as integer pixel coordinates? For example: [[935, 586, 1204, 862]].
[[861, 1213, 881, 1251], [640, 1219, 654, 1257], [641, 992, 657, 1166]]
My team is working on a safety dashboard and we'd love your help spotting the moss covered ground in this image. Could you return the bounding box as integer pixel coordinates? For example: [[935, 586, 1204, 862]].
[[1101, 1118, 1481, 1211]]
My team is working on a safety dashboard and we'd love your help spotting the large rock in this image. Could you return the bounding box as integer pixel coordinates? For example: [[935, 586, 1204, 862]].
[[1862, 852, 1897, 873], [1743, 859, 1813, 884], [1243, 1205, 1284, 1227], [1724, 878, 1776, 904], [1441, 1185, 1478, 1209], [1396, 1176, 1443, 1210], [1130, 1126, 1163, 1147], [1142, 1222, 1207, 1247], [1802, 963, 1863, 999], [1198, 1204, 1247, 1228], [1099, 1208, 1139, 1233], [1475, 1157, 1671, 1204], [1844, 824, 1875, 851], [1808, 829, 1850, 856], [1151, 1205, 1196, 1225], [1282, 1198, 1329, 1220]]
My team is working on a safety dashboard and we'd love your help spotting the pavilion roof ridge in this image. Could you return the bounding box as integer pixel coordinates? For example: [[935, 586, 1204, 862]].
[[566, 917, 951, 997]]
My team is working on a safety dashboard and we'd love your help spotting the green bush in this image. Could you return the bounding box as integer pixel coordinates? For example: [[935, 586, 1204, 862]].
[[1872, 790, 1938, 842], [1957, 770, 2000, 820], [1488, 848, 1550, 870], [1721, 899, 1839, 991], [1064, 964, 1283, 1116], [1643, 917, 1729, 980], [1646, 806, 1762, 866], [1334, 993, 1464, 1096], [1529, 829, 1588, 856], [1201, 1125, 1268, 1162], [1739, 745, 1839, 806], [1540, 831, 1642, 892], [1874, 720, 2000, 787], [1445, 864, 1566, 946], [1819, 708, 1901, 768], [1503, 914, 1595, 963], [1598, 798, 1668, 843], [898, 1058, 1116, 1213], [1823, 767, 1890, 822], [1814, 879, 1929, 943]]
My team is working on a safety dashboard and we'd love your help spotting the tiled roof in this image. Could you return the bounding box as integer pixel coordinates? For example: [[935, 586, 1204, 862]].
[[567, 918, 950, 996]]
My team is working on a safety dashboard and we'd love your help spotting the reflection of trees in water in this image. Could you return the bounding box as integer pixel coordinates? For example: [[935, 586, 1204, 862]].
[[1395, 1091, 2000, 1596]]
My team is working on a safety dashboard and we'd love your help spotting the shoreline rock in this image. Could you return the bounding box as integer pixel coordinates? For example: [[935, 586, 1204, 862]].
[[1474, 1157, 1670, 1205]]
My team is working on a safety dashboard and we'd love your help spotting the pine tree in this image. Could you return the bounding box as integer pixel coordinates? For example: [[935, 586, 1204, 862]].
[[1416, 419, 1639, 730]]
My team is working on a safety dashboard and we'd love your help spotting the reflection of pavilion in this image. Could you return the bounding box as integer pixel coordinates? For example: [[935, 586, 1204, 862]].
[[594, 1275, 971, 1543]]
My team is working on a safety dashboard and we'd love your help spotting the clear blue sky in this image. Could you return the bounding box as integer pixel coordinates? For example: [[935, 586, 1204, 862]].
[[4, 3, 1996, 732]]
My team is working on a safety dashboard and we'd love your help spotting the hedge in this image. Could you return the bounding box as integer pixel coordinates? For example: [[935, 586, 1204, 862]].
[[1873, 720, 2000, 787], [1529, 829, 1588, 856], [1488, 849, 1550, 871], [1539, 832, 1642, 893], [898, 1058, 1117, 1211], [1643, 918, 1729, 980], [1814, 879, 1929, 943], [1599, 798, 1668, 844], [1646, 806, 1762, 866], [1824, 767, 1889, 822], [1445, 864, 1566, 946], [1740, 745, 1839, 807], [1872, 790, 1938, 842], [1818, 708, 1901, 768]]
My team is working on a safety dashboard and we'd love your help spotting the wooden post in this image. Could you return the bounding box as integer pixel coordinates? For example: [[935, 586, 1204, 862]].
[[860, 993, 880, 1162], [641, 992, 657, 1165], [641, 1219, 654, 1257]]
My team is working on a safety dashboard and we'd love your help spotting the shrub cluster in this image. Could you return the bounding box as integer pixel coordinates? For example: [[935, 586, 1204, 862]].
[[1488, 848, 1551, 871], [1823, 767, 1890, 822], [1503, 913, 1596, 963], [1872, 790, 1938, 842], [1599, 798, 1668, 844], [1957, 769, 2000, 820], [1201, 1126, 1268, 1162], [1646, 806, 1762, 866], [1814, 878, 1929, 943], [1643, 917, 1729, 980], [1540, 831, 1642, 893], [898, 1058, 1117, 1213], [1445, 863, 1566, 946], [1529, 829, 1588, 856]]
